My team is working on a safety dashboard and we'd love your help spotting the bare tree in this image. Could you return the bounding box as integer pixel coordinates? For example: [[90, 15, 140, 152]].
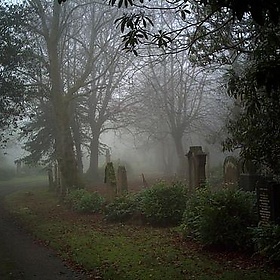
[[83, 47, 135, 182], [21, 0, 136, 187], [24, 0, 118, 191], [130, 53, 221, 176]]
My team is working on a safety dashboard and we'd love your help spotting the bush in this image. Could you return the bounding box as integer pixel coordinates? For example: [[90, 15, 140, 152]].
[[181, 188, 210, 239], [104, 194, 139, 222], [65, 189, 104, 213], [181, 188, 257, 250], [139, 181, 187, 226], [252, 224, 280, 263]]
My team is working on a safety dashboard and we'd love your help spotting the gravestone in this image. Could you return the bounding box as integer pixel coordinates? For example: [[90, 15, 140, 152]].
[[117, 166, 128, 195], [238, 159, 259, 192], [104, 162, 117, 201], [105, 149, 111, 164], [187, 146, 207, 189], [141, 173, 149, 188], [223, 156, 240, 188], [204, 146, 210, 179], [239, 173, 259, 191], [256, 177, 280, 224]]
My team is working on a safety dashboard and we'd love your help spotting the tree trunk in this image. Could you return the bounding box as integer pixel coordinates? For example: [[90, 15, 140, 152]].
[[53, 98, 83, 192], [47, 1, 83, 193], [159, 139, 176, 175], [172, 132, 188, 177], [87, 134, 100, 182], [48, 166, 54, 191], [71, 114, 84, 174]]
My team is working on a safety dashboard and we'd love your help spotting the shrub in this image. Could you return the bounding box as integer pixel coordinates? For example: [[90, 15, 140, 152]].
[[139, 181, 187, 226], [65, 189, 104, 213], [252, 224, 280, 263], [180, 188, 210, 239], [181, 188, 257, 250], [104, 194, 138, 222], [65, 189, 86, 208]]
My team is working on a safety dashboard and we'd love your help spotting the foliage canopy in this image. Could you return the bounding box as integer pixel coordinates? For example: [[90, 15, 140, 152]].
[[0, 2, 36, 142], [224, 23, 280, 175]]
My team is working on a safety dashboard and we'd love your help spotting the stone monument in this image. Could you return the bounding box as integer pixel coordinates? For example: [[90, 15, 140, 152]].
[[117, 165, 128, 195], [223, 156, 240, 188], [104, 162, 117, 201], [187, 146, 207, 189], [256, 177, 280, 224]]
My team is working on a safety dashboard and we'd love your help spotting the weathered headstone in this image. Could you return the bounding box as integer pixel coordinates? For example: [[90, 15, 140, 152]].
[[141, 173, 149, 188], [256, 177, 280, 224], [223, 156, 240, 188], [239, 173, 259, 191], [117, 165, 128, 195], [187, 146, 207, 189], [104, 162, 117, 201], [204, 146, 210, 179], [238, 159, 259, 192], [105, 149, 111, 164]]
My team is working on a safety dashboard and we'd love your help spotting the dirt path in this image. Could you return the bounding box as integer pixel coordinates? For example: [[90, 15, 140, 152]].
[[0, 184, 88, 280]]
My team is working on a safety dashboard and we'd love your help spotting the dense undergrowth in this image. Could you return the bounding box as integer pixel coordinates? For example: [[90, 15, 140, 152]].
[[181, 188, 258, 250], [2, 176, 280, 279], [64, 181, 280, 263]]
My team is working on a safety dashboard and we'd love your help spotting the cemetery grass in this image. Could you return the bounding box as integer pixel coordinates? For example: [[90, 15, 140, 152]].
[[4, 187, 280, 280], [0, 175, 48, 188]]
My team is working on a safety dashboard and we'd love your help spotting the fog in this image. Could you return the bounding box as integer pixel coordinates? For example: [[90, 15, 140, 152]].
[[95, 129, 228, 179], [0, 0, 238, 186], [0, 126, 230, 185], [0, 135, 25, 168]]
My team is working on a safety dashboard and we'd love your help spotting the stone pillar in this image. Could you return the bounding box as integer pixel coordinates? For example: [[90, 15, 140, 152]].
[[104, 162, 117, 201], [105, 149, 111, 164], [223, 156, 239, 188], [117, 166, 128, 195], [141, 173, 149, 188], [187, 146, 207, 189], [196, 152, 207, 187]]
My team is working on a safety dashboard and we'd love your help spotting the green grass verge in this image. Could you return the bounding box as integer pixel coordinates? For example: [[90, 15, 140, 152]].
[[0, 175, 48, 188], [4, 188, 280, 280]]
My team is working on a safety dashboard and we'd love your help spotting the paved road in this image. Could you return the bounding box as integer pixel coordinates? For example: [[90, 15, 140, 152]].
[[0, 184, 88, 280]]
